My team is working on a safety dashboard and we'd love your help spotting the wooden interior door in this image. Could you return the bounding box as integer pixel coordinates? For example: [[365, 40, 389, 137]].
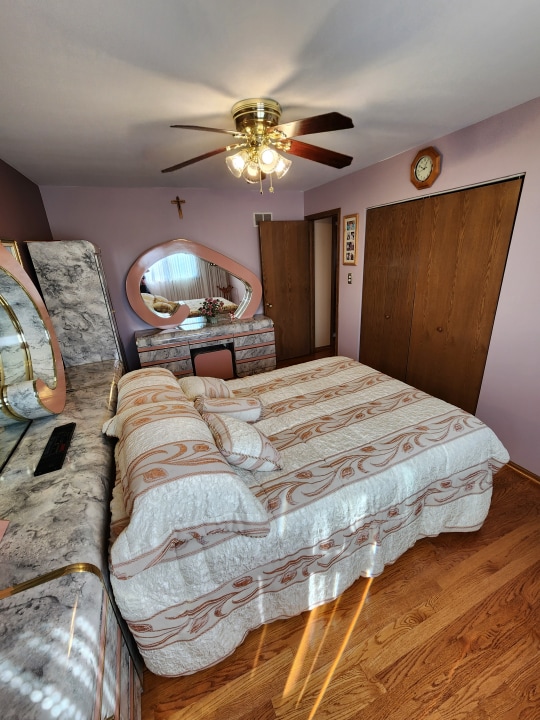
[[406, 178, 522, 412], [360, 199, 424, 380], [259, 220, 314, 361]]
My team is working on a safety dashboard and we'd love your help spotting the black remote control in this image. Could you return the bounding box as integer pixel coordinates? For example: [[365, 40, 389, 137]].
[[34, 422, 76, 476]]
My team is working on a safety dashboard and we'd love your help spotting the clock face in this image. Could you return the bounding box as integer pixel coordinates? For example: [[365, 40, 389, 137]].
[[415, 155, 433, 182]]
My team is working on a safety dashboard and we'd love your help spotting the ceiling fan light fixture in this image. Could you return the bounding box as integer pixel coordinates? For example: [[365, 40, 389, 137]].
[[163, 98, 353, 193], [273, 155, 292, 179], [225, 149, 249, 178]]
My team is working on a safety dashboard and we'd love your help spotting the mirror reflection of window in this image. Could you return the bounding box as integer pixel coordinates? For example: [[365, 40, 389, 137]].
[[144, 253, 231, 302]]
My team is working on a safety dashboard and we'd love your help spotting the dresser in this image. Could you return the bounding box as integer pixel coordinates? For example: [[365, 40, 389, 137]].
[[0, 360, 142, 720], [134, 314, 276, 378]]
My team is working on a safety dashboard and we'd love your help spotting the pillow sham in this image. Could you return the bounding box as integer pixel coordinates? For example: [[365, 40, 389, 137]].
[[202, 411, 282, 471], [117, 367, 184, 407], [102, 400, 192, 438], [180, 375, 233, 400], [104, 367, 191, 436], [194, 395, 263, 423]]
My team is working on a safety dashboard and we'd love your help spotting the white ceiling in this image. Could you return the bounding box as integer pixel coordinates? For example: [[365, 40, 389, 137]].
[[2, 0, 540, 192]]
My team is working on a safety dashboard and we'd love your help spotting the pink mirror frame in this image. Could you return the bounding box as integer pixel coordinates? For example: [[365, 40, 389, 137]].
[[125, 239, 263, 329], [0, 244, 66, 421]]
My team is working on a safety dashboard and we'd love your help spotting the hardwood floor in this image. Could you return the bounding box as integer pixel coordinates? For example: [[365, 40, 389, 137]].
[[141, 467, 540, 720]]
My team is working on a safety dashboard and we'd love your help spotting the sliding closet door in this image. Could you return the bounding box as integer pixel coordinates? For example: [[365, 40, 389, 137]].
[[360, 199, 424, 380], [406, 178, 522, 413]]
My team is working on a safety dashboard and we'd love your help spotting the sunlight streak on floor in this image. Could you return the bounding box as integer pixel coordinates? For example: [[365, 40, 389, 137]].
[[282, 604, 324, 697], [249, 624, 268, 680], [295, 596, 343, 708], [307, 577, 373, 720]]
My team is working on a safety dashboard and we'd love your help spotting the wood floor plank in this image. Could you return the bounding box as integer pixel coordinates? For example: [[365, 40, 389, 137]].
[[140, 468, 540, 720], [434, 629, 540, 719], [142, 613, 306, 712], [272, 645, 385, 720], [362, 537, 540, 676], [362, 568, 540, 719], [153, 650, 294, 720]]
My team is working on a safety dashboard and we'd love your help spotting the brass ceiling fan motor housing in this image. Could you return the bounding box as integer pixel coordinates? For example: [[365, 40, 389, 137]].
[[231, 98, 283, 136]]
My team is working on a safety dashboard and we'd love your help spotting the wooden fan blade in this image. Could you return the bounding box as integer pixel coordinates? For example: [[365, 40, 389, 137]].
[[171, 124, 241, 136], [285, 139, 353, 169], [161, 144, 242, 173], [274, 112, 353, 138]]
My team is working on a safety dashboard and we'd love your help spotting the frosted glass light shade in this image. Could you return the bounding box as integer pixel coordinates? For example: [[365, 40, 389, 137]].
[[242, 161, 261, 184], [226, 150, 249, 178], [273, 155, 292, 179]]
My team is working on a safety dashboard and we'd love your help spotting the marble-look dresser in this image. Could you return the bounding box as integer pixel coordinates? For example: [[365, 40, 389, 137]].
[[0, 360, 142, 720], [135, 314, 276, 377]]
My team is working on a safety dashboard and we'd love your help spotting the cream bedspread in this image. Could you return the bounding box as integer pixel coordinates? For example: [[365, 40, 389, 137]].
[[109, 357, 509, 676]]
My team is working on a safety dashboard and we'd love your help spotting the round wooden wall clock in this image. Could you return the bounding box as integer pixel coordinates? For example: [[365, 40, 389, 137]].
[[410, 146, 441, 189]]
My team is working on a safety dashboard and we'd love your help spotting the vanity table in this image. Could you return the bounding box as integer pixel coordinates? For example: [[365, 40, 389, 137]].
[[0, 360, 142, 720], [125, 238, 276, 377], [135, 314, 276, 377]]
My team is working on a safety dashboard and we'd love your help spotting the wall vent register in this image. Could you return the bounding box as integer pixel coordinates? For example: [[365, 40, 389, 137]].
[[253, 212, 272, 227]]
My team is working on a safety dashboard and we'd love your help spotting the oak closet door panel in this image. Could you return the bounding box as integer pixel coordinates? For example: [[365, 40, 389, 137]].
[[406, 178, 522, 413], [360, 200, 424, 380]]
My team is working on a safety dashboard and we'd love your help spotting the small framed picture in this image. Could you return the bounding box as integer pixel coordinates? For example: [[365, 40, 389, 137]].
[[342, 214, 358, 266], [1, 239, 22, 265]]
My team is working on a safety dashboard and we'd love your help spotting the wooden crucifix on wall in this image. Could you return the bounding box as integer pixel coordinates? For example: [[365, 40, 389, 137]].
[[171, 196, 185, 219]]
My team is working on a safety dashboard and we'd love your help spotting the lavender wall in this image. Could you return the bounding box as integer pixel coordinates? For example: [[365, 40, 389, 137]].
[[40, 186, 304, 368], [0, 158, 52, 266], [305, 97, 540, 476]]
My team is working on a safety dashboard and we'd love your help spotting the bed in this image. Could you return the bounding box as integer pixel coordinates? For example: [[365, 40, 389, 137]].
[[104, 356, 509, 677], [141, 292, 238, 317]]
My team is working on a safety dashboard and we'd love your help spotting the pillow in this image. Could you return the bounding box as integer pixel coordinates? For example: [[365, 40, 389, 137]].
[[105, 367, 191, 437], [102, 400, 192, 438], [153, 300, 176, 313], [202, 412, 282, 471], [180, 375, 233, 401], [194, 395, 263, 423], [141, 292, 154, 309], [118, 367, 180, 397]]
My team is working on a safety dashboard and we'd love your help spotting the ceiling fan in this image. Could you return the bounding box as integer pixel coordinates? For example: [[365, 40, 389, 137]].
[[161, 98, 354, 191]]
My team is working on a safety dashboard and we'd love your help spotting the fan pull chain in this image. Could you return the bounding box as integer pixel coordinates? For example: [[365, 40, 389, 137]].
[[259, 169, 264, 194], [269, 173, 275, 193]]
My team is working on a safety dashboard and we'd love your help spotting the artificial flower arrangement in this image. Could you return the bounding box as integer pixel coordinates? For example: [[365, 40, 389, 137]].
[[198, 297, 225, 318]]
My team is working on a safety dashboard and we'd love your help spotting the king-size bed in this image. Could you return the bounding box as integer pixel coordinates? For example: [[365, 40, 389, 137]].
[[104, 356, 508, 677]]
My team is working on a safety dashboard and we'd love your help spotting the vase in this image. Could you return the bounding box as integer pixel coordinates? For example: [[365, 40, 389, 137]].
[[207, 316, 218, 324]]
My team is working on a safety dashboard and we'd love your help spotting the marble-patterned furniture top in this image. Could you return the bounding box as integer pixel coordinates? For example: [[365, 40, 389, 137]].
[[134, 313, 274, 348], [0, 359, 122, 592], [0, 572, 108, 720], [27, 240, 124, 368]]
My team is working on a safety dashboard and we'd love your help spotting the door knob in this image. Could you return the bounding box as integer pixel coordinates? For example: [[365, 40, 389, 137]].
[[266, 303, 273, 308], [437, 326, 443, 332], [384, 314, 390, 319]]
